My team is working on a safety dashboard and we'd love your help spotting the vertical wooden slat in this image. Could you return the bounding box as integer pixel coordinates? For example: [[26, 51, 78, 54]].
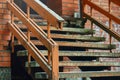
[[47, 22, 51, 66], [52, 45, 59, 80], [11, 2, 14, 53], [11, 34, 14, 53], [47, 22, 51, 39], [48, 50, 51, 65], [27, 5, 30, 18], [108, 0, 112, 52], [27, 4, 31, 74]]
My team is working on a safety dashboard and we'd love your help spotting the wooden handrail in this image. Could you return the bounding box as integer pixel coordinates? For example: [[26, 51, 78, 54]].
[[24, 0, 64, 28], [83, 0, 120, 43], [84, 13, 120, 41], [8, 1, 59, 80], [84, 0, 120, 24], [110, 0, 120, 6], [8, 22, 51, 74], [8, 2, 54, 51]]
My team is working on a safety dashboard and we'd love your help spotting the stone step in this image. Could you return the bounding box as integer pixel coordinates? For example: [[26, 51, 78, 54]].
[[16, 24, 95, 35], [17, 50, 120, 57], [15, 41, 116, 50], [25, 61, 120, 67], [35, 71, 120, 79]]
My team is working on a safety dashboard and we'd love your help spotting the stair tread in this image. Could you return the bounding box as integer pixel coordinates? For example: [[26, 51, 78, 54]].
[[17, 50, 120, 57], [29, 33, 105, 42], [59, 61, 120, 66], [25, 61, 120, 67], [15, 41, 116, 50], [35, 71, 120, 79], [16, 24, 95, 35]]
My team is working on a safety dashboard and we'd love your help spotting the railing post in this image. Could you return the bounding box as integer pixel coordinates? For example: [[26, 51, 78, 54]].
[[108, 0, 112, 52], [11, 0, 14, 53], [52, 45, 59, 80], [90, 0, 93, 36], [47, 22, 52, 65], [27, 4, 31, 74]]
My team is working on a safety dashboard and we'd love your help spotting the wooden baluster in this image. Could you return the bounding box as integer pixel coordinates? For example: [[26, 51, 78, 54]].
[[11, 34, 14, 53], [90, 7, 93, 36], [109, 0, 112, 52], [27, 5, 30, 18], [11, 6, 14, 53], [89, 0, 93, 36], [47, 22, 51, 65], [52, 46, 59, 80], [27, 5, 31, 74]]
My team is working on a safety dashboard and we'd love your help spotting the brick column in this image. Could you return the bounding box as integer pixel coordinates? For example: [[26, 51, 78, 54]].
[[0, 0, 11, 80]]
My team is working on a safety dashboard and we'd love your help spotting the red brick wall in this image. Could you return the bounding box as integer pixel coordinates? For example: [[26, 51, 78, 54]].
[[47, 0, 62, 15], [47, 0, 79, 17], [61, 0, 79, 17], [0, 0, 11, 67]]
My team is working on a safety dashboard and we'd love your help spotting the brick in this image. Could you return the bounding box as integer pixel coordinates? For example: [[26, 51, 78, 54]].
[[0, 35, 11, 40], [0, 50, 10, 57], [0, 56, 10, 62], [0, 62, 10, 67], [0, 30, 10, 35]]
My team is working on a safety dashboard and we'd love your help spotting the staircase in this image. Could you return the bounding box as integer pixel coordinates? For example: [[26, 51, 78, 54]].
[[15, 19, 120, 80], [7, 0, 120, 80]]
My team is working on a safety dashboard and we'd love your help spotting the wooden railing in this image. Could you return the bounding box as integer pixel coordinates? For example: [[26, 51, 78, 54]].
[[7, 0, 64, 80], [82, 0, 120, 45]]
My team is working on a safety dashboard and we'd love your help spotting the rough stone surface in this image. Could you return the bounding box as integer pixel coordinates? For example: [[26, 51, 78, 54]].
[[0, 67, 11, 80]]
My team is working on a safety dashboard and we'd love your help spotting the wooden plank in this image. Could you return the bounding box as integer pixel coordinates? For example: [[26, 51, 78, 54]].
[[16, 23, 95, 35], [84, 0, 120, 24], [35, 71, 120, 79], [8, 22, 51, 75], [17, 50, 120, 57], [59, 61, 120, 66], [59, 71, 120, 78], [84, 13, 120, 41], [15, 40, 116, 50], [24, 0, 64, 28]]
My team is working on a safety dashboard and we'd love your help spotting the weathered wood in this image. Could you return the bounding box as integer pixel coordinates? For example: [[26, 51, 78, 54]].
[[25, 61, 120, 67], [59, 71, 120, 78], [35, 71, 120, 79], [15, 40, 116, 50], [17, 50, 120, 57], [16, 23, 95, 35], [59, 61, 120, 66]]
